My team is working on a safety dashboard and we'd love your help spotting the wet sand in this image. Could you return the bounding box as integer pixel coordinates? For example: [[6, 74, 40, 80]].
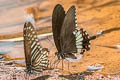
[[0, 0, 120, 79]]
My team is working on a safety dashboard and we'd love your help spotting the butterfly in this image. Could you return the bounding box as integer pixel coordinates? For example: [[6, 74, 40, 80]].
[[23, 22, 49, 73], [52, 4, 92, 61]]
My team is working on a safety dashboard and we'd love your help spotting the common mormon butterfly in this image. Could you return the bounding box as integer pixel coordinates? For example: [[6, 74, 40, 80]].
[[52, 4, 91, 61]]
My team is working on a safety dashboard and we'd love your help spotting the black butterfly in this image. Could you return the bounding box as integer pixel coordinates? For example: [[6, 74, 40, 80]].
[[23, 22, 49, 73], [52, 4, 93, 61]]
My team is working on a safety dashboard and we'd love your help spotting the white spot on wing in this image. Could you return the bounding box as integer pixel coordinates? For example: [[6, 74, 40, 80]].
[[76, 38, 83, 43], [32, 31, 35, 34], [76, 34, 82, 40], [31, 28, 33, 31], [76, 42, 82, 45], [76, 31, 81, 37], [76, 45, 83, 48], [31, 41, 36, 48]]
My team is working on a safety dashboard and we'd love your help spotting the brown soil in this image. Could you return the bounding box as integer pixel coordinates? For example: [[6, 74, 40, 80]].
[[49, 0, 120, 76], [0, 0, 120, 79]]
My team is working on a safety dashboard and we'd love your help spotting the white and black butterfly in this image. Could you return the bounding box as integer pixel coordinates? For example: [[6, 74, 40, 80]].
[[52, 4, 95, 61], [23, 22, 49, 73]]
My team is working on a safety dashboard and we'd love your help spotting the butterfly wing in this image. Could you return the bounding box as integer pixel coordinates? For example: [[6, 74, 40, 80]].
[[81, 29, 90, 51], [23, 22, 49, 72], [73, 28, 90, 54], [32, 48, 49, 71], [24, 22, 32, 69], [52, 4, 65, 52], [60, 6, 77, 53]]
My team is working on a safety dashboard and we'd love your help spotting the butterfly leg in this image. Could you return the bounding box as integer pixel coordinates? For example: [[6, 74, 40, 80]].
[[52, 59, 58, 68], [52, 59, 60, 69], [55, 60, 60, 68], [49, 55, 56, 69], [65, 59, 70, 71], [46, 36, 55, 51], [68, 61, 69, 71], [62, 59, 64, 70], [24, 73, 29, 80]]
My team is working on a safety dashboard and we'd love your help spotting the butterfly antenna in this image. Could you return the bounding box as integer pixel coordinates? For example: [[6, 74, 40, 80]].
[[55, 60, 60, 68], [49, 45, 54, 51], [53, 59, 60, 68], [46, 36, 54, 46], [49, 54, 57, 69], [46, 36, 55, 51]]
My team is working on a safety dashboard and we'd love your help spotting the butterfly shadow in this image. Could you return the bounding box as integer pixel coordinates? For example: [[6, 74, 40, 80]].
[[101, 27, 120, 35], [30, 70, 95, 80], [96, 45, 120, 49], [31, 75, 51, 80], [91, 27, 120, 39], [90, 27, 120, 50], [58, 70, 95, 80]]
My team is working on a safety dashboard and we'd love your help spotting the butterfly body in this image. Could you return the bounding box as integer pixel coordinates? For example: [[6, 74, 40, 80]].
[[55, 52, 77, 60]]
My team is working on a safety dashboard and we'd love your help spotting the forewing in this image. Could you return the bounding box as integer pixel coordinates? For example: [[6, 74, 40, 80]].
[[52, 4, 65, 52], [60, 6, 77, 53]]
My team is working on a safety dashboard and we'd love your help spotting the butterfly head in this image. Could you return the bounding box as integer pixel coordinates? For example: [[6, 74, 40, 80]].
[[55, 52, 61, 60], [25, 65, 34, 73]]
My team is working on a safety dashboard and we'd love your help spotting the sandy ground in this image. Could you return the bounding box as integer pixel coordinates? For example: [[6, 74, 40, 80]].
[[0, 0, 120, 80]]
